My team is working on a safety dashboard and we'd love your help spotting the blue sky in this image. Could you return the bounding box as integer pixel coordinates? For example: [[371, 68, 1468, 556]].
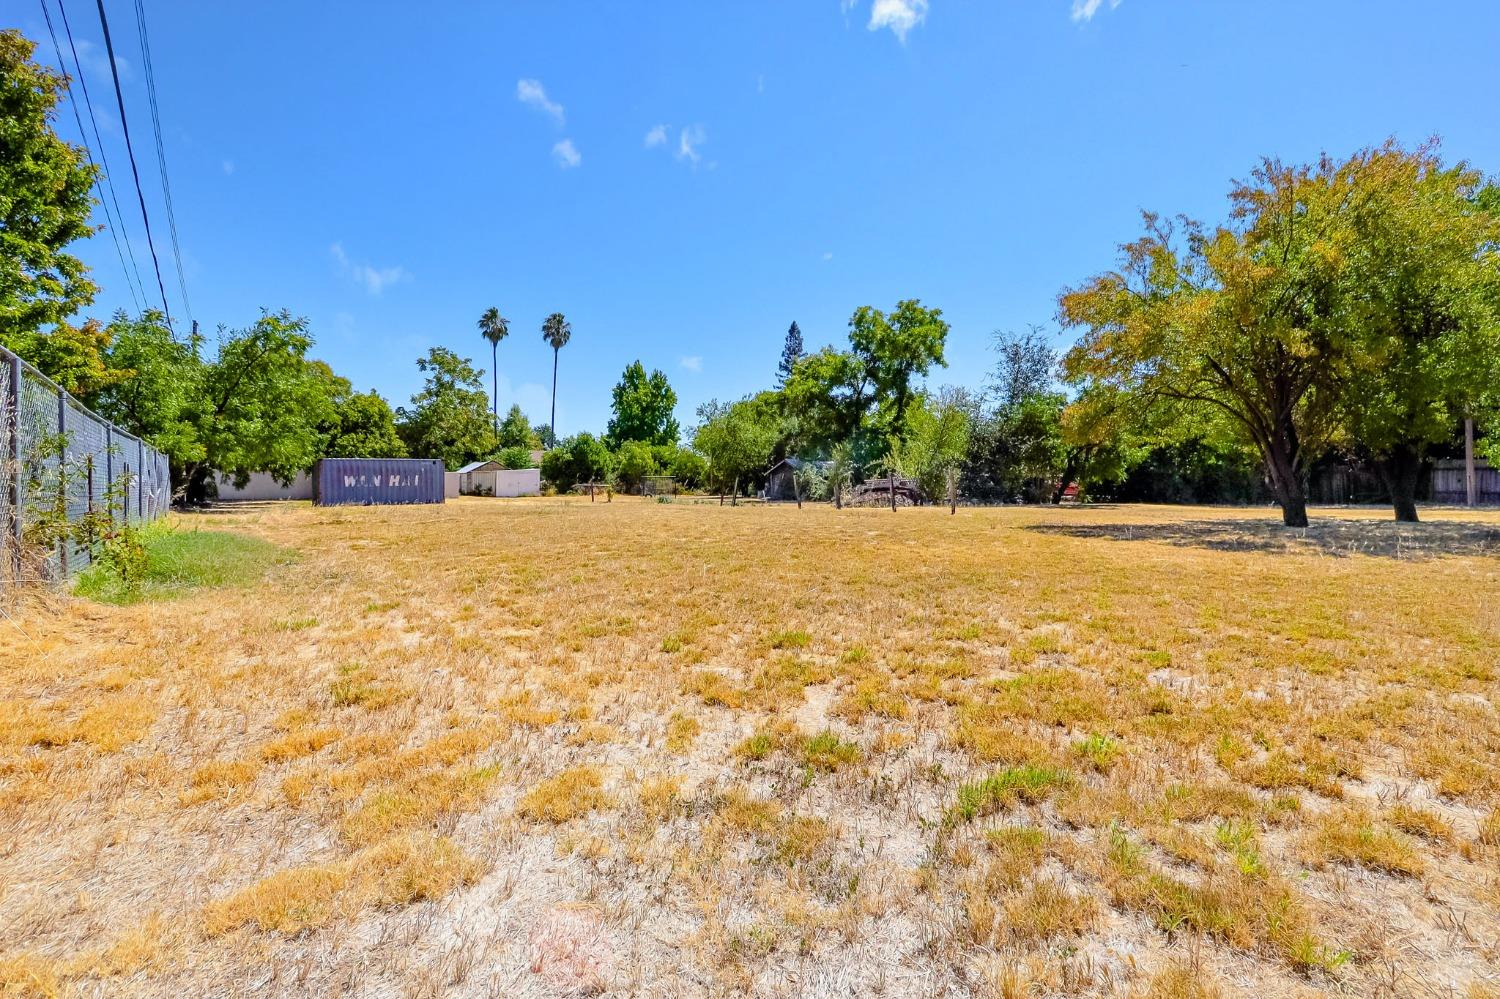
[[20, 0, 1500, 437]]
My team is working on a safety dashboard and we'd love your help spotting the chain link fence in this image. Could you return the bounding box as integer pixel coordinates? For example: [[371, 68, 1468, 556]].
[[2, 344, 171, 586]]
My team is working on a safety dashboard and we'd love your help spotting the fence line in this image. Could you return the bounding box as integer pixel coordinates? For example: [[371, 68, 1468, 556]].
[[1, 344, 171, 586]]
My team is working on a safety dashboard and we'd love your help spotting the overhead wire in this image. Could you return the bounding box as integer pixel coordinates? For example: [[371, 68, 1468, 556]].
[[57, 0, 149, 311], [130, 0, 191, 326], [36, 0, 143, 313], [91, 0, 173, 328]]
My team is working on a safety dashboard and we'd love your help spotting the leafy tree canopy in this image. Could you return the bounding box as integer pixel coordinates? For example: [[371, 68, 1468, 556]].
[[0, 30, 98, 344], [496, 403, 540, 450], [607, 360, 679, 446], [396, 347, 493, 470]]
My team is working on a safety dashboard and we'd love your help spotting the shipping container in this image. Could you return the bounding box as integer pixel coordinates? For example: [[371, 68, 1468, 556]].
[[312, 458, 446, 506]]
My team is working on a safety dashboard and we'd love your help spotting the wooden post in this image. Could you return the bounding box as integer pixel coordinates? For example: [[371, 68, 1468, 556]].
[[85, 454, 95, 553], [947, 467, 957, 515], [104, 426, 113, 524], [1465, 417, 1476, 508], [889, 471, 896, 512], [138, 437, 145, 520]]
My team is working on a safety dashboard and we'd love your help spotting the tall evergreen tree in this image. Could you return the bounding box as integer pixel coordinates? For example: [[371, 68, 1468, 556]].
[[776, 321, 805, 387]]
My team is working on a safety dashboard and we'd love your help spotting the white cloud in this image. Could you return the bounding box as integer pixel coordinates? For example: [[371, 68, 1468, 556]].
[[644, 124, 668, 148], [867, 0, 928, 42], [1070, 0, 1122, 23], [221, 159, 235, 175], [552, 138, 581, 169], [516, 78, 564, 123], [330, 242, 409, 296], [680, 356, 703, 372], [822, 251, 834, 261], [677, 124, 707, 165]]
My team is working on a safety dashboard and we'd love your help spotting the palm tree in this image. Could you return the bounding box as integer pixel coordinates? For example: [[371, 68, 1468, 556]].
[[541, 312, 572, 442], [477, 307, 509, 447]]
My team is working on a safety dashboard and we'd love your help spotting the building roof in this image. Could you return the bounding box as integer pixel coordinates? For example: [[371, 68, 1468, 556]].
[[767, 457, 834, 473], [456, 460, 501, 474]]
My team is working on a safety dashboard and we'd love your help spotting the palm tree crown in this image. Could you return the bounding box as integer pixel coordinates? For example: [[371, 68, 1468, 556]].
[[542, 312, 571, 351], [478, 307, 510, 348]]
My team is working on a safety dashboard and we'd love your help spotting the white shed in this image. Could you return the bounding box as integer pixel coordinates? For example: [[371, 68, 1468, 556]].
[[468, 467, 541, 497], [455, 460, 502, 495]]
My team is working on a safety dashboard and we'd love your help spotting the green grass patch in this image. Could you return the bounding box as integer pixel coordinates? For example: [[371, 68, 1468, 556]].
[[949, 765, 1073, 824], [74, 524, 293, 605]]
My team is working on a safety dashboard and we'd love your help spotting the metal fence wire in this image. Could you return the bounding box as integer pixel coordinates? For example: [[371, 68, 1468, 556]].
[[2, 344, 171, 586]]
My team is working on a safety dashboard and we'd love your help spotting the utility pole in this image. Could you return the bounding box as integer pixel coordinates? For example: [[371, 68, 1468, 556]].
[[1465, 416, 1476, 507]]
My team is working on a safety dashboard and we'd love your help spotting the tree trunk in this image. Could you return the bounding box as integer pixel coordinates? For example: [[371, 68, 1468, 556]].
[[1380, 441, 1422, 523], [1262, 432, 1309, 528], [550, 349, 559, 442], [793, 474, 802, 509], [889, 472, 896, 512], [492, 344, 500, 450], [731, 475, 739, 507], [948, 467, 957, 514], [834, 484, 842, 510]]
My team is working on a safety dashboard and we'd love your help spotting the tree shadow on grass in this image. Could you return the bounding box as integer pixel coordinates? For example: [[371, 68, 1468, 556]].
[[1025, 517, 1500, 560]]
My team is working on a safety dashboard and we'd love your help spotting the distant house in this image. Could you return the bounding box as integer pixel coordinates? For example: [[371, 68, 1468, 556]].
[[456, 460, 501, 495], [765, 457, 833, 501]]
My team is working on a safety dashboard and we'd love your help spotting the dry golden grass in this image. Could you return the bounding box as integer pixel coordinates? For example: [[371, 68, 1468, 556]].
[[2, 497, 1499, 996]]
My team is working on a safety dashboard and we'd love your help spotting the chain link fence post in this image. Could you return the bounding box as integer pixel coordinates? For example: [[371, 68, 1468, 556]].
[[7, 353, 20, 587]]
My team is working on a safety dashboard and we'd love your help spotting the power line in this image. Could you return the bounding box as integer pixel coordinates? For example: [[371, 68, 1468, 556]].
[[57, 0, 149, 311], [131, 0, 191, 326], [92, 0, 173, 328], [37, 0, 143, 313]]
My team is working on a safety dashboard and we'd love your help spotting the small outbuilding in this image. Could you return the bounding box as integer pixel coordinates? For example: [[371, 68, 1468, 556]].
[[456, 460, 502, 495]]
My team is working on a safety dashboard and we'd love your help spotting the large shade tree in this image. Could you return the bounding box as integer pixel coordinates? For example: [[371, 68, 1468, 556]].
[[1331, 142, 1500, 521], [541, 312, 571, 440], [1060, 155, 1363, 527], [397, 347, 493, 470], [0, 30, 98, 345], [607, 361, 679, 446]]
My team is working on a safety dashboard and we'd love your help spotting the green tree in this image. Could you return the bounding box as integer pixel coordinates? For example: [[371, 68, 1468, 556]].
[[607, 361, 679, 446], [848, 299, 950, 441], [6, 317, 121, 397], [542, 312, 571, 439], [308, 362, 405, 459], [184, 312, 337, 501], [496, 403, 539, 449], [614, 439, 660, 492], [782, 300, 949, 458], [495, 445, 535, 470], [397, 347, 493, 470], [92, 309, 201, 472], [0, 30, 98, 344], [540, 432, 615, 492], [777, 321, 804, 387], [782, 347, 873, 452], [1061, 155, 1360, 528], [477, 307, 509, 447], [1331, 142, 1500, 521], [691, 396, 779, 504], [901, 388, 972, 504], [667, 447, 708, 490]]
